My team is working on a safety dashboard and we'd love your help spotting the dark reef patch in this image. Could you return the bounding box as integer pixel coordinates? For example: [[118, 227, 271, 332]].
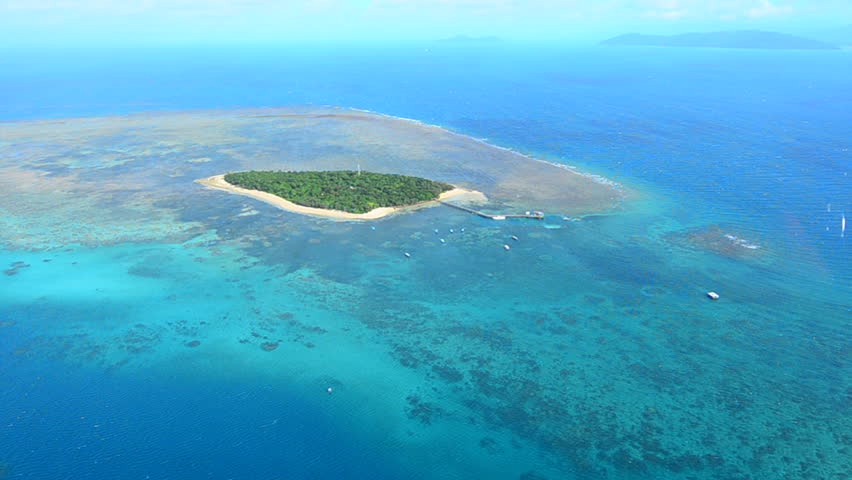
[[479, 437, 499, 454], [431, 363, 464, 383], [127, 263, 163, 278], [406, 395, 444, 425], [13, 333, 108, 365], [261, 342, 279, 352], [667, 225, 764, 259], [392, 344, 439, 369], [4, 261, 30, 276], [185, 340, 201, 348], [122, 324, 161, 354], [519, 472, 549, 480], [169, 319, 200, 337]]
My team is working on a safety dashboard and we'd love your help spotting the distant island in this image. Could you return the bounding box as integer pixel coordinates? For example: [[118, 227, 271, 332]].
[[601, 30, 839, 50], [809, 25, 852, 47], [198, 170, 486, 220]]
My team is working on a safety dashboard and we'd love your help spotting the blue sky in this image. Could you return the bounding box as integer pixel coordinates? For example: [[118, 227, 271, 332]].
[[1, 0, 849, 46]]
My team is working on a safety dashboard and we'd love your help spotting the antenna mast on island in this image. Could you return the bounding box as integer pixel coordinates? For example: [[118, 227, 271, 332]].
[[357, 163, 361, 175]]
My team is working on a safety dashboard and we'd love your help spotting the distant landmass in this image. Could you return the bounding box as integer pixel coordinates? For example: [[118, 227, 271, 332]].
[[808, 25, 852, 47], [438, 35, 501, 43], [601, 30, 839, 50]]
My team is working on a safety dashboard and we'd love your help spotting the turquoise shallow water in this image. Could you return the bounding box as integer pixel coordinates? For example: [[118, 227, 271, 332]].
[[0, 45, 850, 479]]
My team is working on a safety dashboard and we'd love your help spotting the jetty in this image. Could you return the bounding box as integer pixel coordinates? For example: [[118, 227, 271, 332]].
[[439, 201, 544, 220]]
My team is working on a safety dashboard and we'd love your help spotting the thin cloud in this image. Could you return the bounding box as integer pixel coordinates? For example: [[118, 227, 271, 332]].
[[746, 0, 794, 18], [0, 0, 803, 20], [644, 9, 689, 20], [634, 0, 797, 21]]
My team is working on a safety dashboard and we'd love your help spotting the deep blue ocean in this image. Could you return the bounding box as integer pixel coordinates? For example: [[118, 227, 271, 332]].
[[0, 44, 849, 479]]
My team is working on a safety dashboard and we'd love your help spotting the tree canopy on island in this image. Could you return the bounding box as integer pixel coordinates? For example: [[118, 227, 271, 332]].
[[224, 170, 454, 214]]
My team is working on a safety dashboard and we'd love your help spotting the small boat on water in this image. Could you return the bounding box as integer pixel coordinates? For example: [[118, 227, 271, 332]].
[[707, 291, 720, 300], [440, 238, 445, 244], [842, 213, 847, 238], [511, 235, 519, 241], [504, 244, 511, 251], [404, 252, 411, 258]]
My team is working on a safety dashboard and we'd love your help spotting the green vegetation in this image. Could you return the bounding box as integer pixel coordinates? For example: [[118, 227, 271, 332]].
[[224, 170, 454, 214]]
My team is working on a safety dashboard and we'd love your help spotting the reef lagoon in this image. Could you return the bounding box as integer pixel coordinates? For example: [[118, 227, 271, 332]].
[[1, 46, 849, 480]]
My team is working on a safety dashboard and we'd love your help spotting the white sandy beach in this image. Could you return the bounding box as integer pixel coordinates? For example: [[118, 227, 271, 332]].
[[196, 174, 487, 220]]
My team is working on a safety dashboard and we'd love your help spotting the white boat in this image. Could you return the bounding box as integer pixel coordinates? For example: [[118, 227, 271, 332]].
[[503, 244, 511, 251], [511, 235, 519, 241], [843, 213, 847, 238], [404, 252, 411, 258]]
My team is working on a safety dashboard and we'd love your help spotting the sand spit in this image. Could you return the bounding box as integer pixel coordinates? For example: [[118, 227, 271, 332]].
[[196, 174, 487, 221]]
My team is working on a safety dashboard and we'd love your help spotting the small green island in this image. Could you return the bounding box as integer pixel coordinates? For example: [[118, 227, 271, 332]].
[[223, 170, 455, 214]]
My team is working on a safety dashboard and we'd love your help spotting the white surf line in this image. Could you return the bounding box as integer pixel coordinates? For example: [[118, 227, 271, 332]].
[[347, 107, 624, 191]]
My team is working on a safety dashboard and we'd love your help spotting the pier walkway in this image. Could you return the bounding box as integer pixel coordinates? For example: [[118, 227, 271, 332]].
[[438, 201, 544, 220]]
